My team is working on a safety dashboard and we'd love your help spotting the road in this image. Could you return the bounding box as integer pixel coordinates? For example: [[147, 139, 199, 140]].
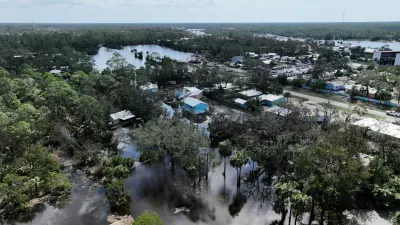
[[285, 90, 396, 122]]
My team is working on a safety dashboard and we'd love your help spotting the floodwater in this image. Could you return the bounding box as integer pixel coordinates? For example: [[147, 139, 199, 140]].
[[8, 128, 395, 225], [92, 45, 194, 70], [11, 170, 109, 225], [335, 40, 400, 51]]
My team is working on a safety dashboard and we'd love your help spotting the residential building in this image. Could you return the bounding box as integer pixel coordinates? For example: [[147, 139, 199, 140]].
[[183, 97, 208, 122], [175, 87, 203, 99], [234, 98, 247, 107], [325, 81, 345, 91], [239, 90, 263, 98], [373, 51, 400, 66], [259, 94, 285, 106]]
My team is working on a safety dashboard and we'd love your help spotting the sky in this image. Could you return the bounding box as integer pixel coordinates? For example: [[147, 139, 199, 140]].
[[0, 0, 400, 23]]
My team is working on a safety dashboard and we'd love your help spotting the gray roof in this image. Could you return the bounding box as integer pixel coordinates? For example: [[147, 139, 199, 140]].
[[183, 97, 207, 107]]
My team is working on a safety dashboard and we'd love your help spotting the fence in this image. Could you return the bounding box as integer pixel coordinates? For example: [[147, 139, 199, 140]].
[[301, 85, 400, 108]]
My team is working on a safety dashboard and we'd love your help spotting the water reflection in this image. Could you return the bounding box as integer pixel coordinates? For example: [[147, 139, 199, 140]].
[[11, 128, 395, 225], [12, 170, 109, 225], [92, 45, 194, 70]]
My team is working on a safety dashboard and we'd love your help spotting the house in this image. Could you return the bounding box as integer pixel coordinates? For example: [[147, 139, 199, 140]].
[[325, 81, 345, 91], [110, 110, 135, 126], [234, 98, 247, 107], [267, 106, 292, 116], [231, 56, 245, 64], [139, 83, 158, 93], [262, 60, 272, 65], [175, 87, 203, 100], [259, 94, 285, 106], [246, 52, 259, 58], [321, 71, 335, 80], [239, 90, 263, 98], [183, 97, 208, 118]]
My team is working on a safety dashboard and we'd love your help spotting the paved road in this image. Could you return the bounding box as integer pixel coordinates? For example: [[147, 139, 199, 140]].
[[285, 90, 396, 122]]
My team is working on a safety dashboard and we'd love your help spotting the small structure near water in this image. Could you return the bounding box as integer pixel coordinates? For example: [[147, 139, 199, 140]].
[[110, 110, 135, 127]]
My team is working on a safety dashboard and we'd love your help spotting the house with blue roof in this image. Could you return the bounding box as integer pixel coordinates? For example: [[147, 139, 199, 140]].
[[183, 97, 208, 122]]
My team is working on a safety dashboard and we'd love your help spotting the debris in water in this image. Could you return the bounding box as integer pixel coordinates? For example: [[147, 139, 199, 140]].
[[174, 207, 190, 214]]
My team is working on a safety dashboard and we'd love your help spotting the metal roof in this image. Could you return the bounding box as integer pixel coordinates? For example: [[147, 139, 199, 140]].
[[234, 98, 247, 104], [240, 90, 262, 97], [183, 97, 207, 107], [110, 110, 135, 121], [259, 94, 284, 102]]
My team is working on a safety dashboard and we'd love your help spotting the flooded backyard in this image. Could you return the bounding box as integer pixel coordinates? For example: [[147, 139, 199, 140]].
[[6, 127, 394, 225]]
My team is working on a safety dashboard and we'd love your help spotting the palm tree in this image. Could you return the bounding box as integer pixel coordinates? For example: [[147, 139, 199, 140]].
[[230, 150, 248, 193], [284, 92, 292, 103], [30, 176, 42, 195], [218, 140, 233, 177]]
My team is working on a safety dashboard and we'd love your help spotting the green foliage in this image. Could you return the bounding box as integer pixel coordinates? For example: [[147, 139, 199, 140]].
[[393, 212, 400, 225], [133, 211, 164, 225], [219, 140, 233, 158], [106, 179, 129, 209]]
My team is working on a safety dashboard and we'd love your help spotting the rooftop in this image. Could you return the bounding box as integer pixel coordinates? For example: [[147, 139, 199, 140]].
[[240, 89, 262, 97], [184, 97, 207, 107], [184, 87, 202, 93], [353, 118, 400, 139], [259, 94, 284, 102], [110, 110, 135, 121], [234, 98, 247, 105]]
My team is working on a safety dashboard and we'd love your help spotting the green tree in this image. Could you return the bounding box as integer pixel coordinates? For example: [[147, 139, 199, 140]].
[[392, 212, 400, 225], [133, 211, 163, 225]]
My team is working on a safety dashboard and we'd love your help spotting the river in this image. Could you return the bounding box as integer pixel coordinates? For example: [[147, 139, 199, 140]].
[[92, 45, 194, 70]]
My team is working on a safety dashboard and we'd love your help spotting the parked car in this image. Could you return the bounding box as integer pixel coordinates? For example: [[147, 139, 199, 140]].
[[386, 111, 400, 117]]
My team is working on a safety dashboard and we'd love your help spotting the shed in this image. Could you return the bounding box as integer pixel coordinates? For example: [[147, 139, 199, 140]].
[[183, 97, 208, 115], [258, 94, 285, 106], [110, 110, 135, 125], [234, 98, 247, 107]]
